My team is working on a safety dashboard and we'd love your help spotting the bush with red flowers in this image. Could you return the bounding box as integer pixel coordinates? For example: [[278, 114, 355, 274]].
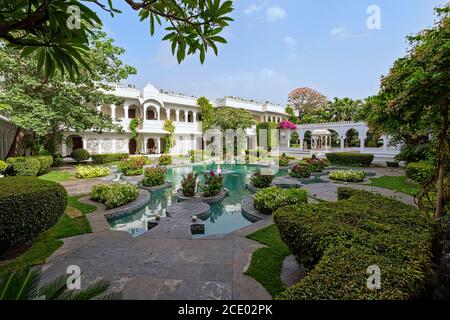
[[202, 171, 223, 197]]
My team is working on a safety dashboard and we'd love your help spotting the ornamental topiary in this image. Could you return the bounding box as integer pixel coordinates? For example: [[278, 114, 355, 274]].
[[90, 183, 139, 209], [70, 148, 90, 163], [0, 177, 68, 248], [274, 188, 435, 300], [33, 155, 53, 175], [92, 153, 129, 164], [141, 167, 166, 187], [326, 152, 374, 167], [253, 187, 308, 214], [6, 157, 41, 176]]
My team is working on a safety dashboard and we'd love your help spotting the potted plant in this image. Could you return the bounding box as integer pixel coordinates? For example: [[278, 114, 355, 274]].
[[202, 171, 223, 197], [181, 173, 198, 197]]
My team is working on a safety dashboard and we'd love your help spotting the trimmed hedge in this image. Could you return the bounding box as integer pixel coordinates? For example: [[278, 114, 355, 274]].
[[326, 152, 374, 167], [76, 166, 110, 179], [6, 157, 41, 176], [90, 183, 139, 209], [328, 170, 365, 182], [405, 162, 435, 184], [70, 148, 90, 163], [92, 153, 129, 164], [254, 187, 308, 215], [118, 156, 146, 176], [32, 155, 53, 175], [274, 188, 435, 300], [0, 177, 68, 247]]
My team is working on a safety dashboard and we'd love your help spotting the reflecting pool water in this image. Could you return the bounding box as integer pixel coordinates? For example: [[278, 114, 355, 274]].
[[108, 164, 278, 237]]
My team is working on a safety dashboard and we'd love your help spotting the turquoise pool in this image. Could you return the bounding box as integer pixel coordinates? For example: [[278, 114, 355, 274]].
[[108, 164, 282, 237]]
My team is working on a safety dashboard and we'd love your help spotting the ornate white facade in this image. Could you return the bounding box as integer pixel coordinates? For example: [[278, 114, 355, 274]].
[[61, 83, 288, 156]]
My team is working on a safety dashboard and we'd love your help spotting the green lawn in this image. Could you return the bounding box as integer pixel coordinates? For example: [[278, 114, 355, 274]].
[[0, 196, 96, 276], [39, 170, 73, 182], [245, 224, 290, 297], [369, 175, 419, 196]]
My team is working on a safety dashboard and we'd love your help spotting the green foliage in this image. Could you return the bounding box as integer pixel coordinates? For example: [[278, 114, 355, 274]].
[[250, 169, 275, 188], [253, 187, 308, 215], [369, 176, 419, 196], [6, 157, 41, 176], [290, 163, 311, 179], [141, 167, 166, 187], [181, 173, 198, 197], [92, 153, 129, 164], [279, 153, 290, 167], [405, 162, 435, 184], [213, 107, 255, 130], [90, 183, 139, 209], [274, 189, 436, 299], [256, 122, 278, 148], [0, 268, 120, 300], [158, 154, 173, 166], [0, 1, 233, 78], [32, 155, 53, 175], [329, 170, 365, 182], [314, 97, 366, 122], [0, 177, 67, 248], [245, 225, 290, 297], [163, 119, 176, 153], [197, 97, 215, 132], [75, 166, 110, 179], [118, 156, 146, 176], [201, 171, 223, 197], [0, 32, 132, 154], [70, 148, 90, 163], [301, 157, 328, 172], [326, 152, 374, 167], [0, 160, 8, 174]]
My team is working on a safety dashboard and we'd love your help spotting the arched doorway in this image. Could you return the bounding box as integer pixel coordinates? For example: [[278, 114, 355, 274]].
[[345, 129, 360, 148], [67, 135, 83, 155], [147, 138, 156, 154], [129, 138, 137, 155]]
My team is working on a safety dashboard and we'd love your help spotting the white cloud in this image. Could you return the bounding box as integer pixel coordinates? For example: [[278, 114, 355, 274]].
[[284, 36, 296, 46], [266, 6, 286, 22], [244, 4, 263, 15], [330, 25, 368, 40]]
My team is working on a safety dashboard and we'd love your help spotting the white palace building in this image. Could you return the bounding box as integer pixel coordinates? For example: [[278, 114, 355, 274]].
[[60, 83, 289, 157]]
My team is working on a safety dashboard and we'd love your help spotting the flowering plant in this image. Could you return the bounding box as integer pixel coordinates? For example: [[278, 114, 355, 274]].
[[278, 120, 297, 130], [202, 171, 223, 197]]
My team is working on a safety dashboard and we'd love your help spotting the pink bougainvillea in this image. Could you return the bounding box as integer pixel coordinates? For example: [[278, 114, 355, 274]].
[[278, 120, 297, 130]]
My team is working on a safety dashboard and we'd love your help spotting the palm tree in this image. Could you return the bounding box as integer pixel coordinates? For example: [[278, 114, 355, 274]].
[[0, 269, 121, 300]]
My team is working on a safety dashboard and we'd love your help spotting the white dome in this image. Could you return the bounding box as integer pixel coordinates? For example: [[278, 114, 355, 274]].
[[143, 82, 159, 95], [312, 129, 331, 135]]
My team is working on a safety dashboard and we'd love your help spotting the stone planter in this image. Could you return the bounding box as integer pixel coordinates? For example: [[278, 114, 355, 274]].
[[176, 188, 229, 204], [138, 181, 172, 192]]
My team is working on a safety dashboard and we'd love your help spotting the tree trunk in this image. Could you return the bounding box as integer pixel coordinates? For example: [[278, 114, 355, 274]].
[[435, 99, 449, 219]]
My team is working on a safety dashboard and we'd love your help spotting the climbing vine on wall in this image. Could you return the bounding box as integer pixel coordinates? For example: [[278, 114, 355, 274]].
[[163, 119, 176, 154], [129, 118, 142, 153]]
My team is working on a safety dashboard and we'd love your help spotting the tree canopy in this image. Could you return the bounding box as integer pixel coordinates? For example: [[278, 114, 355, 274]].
[[213, 107, 255, 131], [366, 6, 449, 219], [197, 96, 215, 132], [288, 87, 327, 119], [0, 0, 233, 78], [0, 31, 136, 154]]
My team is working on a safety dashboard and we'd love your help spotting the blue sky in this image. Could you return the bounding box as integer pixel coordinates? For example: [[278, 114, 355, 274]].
[[96, 0, 447, 104]]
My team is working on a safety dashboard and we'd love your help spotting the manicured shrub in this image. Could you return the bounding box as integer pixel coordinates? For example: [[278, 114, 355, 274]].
[[52, 153, 64, 167], [326, 152, 374, 167], [90, 183, 139, 209], [118, 156, 146, 176], [92, 153, 129, 164], [181, 173, 198, 197], [302, 157, 328, 172], [0, 177, 68, 247], [0, 160, 7, 174], [32, 155, 53, 175], [6, 157, 41, 176], [274, 188, 435, 300], [158, 154, 172, 166], [253, 187, 308, 215], [328, 170, 365, 182], [70, 148, 90, 163], [279, 153, 290, 167], [75, 166, 110, 179], [290, 163, 311, 179], [141, 167, 166, 187], [405, 161, 435, 184], [250, 169, 275, 188], [202, 171, 223, 197]]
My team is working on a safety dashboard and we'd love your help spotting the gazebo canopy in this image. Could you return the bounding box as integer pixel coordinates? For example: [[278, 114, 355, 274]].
[[312, 129, 331, 135]]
